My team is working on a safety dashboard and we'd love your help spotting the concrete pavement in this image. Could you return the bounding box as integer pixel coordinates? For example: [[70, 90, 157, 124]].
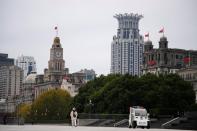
[[0, 125, 193, 131]]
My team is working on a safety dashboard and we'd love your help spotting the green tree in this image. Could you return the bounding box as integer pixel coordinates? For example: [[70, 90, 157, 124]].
[[31, 89, 72, 120], [73, 73, 195, 115]]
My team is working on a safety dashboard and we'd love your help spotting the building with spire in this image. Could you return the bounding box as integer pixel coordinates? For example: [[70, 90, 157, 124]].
[[34, 36, 67, 99], [142, 36, 197, 75], [110, 13, 144, 76], [46, 37, 65, 83], [26, 28, 96, 100]]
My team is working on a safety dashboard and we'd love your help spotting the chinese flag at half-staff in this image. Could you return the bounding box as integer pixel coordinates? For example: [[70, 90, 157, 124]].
[[159, 28, 164, 33]]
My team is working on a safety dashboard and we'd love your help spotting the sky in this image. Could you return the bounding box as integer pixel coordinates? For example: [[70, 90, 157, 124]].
[[0, 0, 197, 75]]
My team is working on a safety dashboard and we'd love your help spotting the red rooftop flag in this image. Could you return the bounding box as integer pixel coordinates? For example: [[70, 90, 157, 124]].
[[159, 27, 164, 33], [145, 32, 149, 37]]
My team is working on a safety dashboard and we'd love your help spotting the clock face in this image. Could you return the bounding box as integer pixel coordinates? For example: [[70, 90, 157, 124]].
[[56, 52, 62, 58]]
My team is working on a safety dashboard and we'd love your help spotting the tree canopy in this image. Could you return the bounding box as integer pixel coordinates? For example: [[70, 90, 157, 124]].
[[31, 89, 72, 120], [73, 73, 195, 115]]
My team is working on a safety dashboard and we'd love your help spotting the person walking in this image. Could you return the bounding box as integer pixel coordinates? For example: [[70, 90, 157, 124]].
[[70, 107, 78, 127]]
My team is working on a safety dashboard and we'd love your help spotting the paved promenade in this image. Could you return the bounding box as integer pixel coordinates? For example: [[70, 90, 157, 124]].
[[0, 125, 193, 131]]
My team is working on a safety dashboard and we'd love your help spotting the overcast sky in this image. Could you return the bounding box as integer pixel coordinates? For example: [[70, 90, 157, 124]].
[[0, 0, 197, 75]]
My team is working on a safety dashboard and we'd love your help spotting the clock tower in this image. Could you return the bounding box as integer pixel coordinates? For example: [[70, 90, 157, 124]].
[[48, 37, 65, 82]]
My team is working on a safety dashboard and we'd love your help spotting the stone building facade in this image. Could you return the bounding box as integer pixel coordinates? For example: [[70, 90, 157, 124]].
[[34, 37, 66, 99], [142, 36, 197, 75], [178, 66, 197, 103], [22, 71, 37, 104]]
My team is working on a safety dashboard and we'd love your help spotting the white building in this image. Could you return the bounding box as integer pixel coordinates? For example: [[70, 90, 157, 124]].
[[22, 71, 37, 104], [77, 69, 96, 82], [15, 55, 36, 79], [111, 13, 144, 76], [61, 77, 78, 97]]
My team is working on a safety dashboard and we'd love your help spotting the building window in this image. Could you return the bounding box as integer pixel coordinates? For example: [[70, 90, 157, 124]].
[[164, 53, 168, 64], [176, 55, 179, 59], [151, 54, 154, 60], [123, 30, 127, 38]]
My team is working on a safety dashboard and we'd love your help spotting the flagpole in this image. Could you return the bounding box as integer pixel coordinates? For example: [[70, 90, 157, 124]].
[[163, 27, 164, 37], [55, 24, 58, 37], [189, 51, 191, 67], [56, 25, 58, 37]]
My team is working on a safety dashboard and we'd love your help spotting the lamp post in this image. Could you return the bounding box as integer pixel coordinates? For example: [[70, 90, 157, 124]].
[[6, 97, 8, 114], [88, 99, 94, 119], [16, 98, 22, 125], [34, 109, 37, 124]]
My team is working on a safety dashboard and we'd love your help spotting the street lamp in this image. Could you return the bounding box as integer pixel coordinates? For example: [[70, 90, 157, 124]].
[[88, 99, 94, 119], [45, 108, 48, 116], [34, 109, 37, 124], [16, 98, 22, 125], [6, 97, 8, 114]]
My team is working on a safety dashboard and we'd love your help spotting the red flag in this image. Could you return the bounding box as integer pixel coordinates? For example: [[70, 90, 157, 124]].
[[148, 60, 156, 66], [183, 57, 191, 63], [159, 28, 164, 33], [145, 33, 149, 37]]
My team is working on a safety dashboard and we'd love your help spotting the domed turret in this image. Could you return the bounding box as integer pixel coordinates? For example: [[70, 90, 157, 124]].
[[24, 72, 37, 83], [159, 36, 168, 49], [52, 37, 61, 48], [144, 40, 153, 52]]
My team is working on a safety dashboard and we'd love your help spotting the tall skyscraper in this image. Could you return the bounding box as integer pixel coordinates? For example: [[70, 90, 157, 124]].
[[0, 65, 23, 112], [15, 55, 36, 79], [0, 53, 14, 66], [111, 13, 144, 76]]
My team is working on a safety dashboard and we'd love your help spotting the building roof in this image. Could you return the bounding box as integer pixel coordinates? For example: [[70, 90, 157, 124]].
[[160, 36, 167, 41], [144, 40, 152, 45], [24, 72, 37, 83], [52, 37, 61, 48]]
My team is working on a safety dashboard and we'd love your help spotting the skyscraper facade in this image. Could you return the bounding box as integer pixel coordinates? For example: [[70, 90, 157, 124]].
[[111, 13, 144, 76], [0, 65, 23, 112], [0, 53, 14, 66], [15, 55, 36, 79]]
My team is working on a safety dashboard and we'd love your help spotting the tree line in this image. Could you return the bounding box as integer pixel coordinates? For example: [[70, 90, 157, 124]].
[[73, 73, 195, 116], [19, 73, 196, 121]]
